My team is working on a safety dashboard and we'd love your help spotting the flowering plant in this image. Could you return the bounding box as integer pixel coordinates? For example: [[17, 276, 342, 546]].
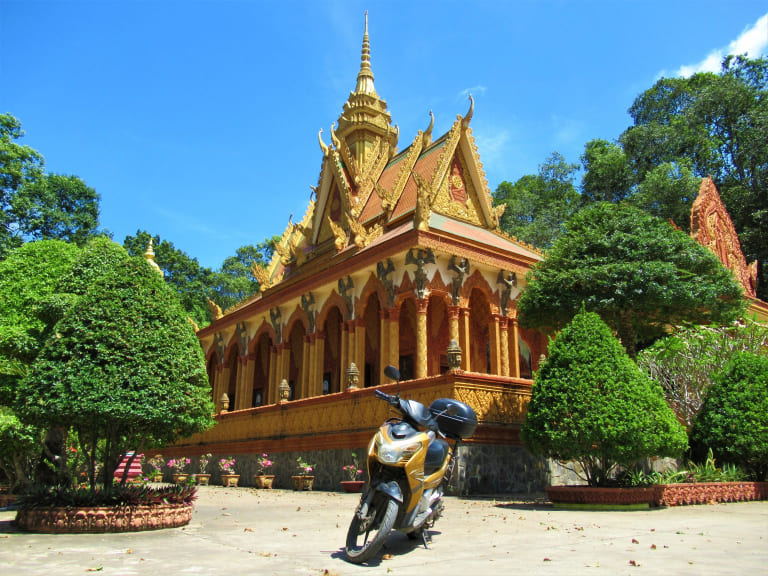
[[198, 453, 212, 474], [148, 455, 165, 475], [167, 457, 190, 474], [342, 452, 363, 481], [256, 453, 273, 475], [296, 457, 314, 475], [219, 457, 236, 474]]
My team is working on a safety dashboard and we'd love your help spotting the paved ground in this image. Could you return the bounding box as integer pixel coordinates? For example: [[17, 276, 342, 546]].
[[1, 487, 766, 576]]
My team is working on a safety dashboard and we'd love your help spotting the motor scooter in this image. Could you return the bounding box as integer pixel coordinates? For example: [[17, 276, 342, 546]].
[[344, 365, 477, 563]]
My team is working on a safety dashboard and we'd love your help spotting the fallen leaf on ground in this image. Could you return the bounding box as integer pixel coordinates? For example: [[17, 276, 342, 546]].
[[381, 554, 393, 560], [632, 538, 639, 544]]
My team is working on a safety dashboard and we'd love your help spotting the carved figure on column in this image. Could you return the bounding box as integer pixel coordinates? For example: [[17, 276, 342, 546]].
[[301, 292, 316, 333], [412, 171, 433, 232], [497, 270, 518, 316], [236, 322, 248, 352], [338, 276, 355, 320], [448, 256, 470, 305], [214, 333, 226, 366], [270, 307, 282, 343], [406, 248, 435, 299], [377, 258, 396, 306]]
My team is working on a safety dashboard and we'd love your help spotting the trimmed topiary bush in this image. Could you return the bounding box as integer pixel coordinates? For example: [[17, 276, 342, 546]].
[[522, 309, 687, 486], [691, 352, 768, 480]]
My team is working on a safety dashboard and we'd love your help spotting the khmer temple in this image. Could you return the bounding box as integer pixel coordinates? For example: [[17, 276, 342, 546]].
[[169, 17, 548, 493], [166, 18, 766, 494]]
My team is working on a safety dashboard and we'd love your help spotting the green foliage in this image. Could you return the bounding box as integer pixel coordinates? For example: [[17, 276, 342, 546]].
[[17, 483, 198, 509], [637, 320, 768, 428], [209, 239, 276, 311], [517, 202, 745, 357], [630, 161, 700, 232], [620, 56, 768, 300], [580, 139, 634, 205], [493, 152, 580, 249], [521, 310, 688, 487], [691, 352, 768, 480], [16, 238, 215, 492], [0, 406, 40, 492], [0, 114, 100, 257]]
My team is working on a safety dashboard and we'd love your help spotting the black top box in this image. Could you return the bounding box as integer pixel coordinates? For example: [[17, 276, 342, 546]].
[[429, 398, 478, 439]]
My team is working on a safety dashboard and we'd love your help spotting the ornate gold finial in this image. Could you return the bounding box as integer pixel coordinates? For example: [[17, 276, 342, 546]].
[[462, 94, 474, 128], [422, 111, 434, 147], [355, 11, 376, 96], [318, 128, 329, 156], [144, 238, 164, 277]]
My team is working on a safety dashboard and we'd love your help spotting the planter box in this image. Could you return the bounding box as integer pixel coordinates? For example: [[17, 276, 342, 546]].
[[547, 485, 655, 508], [653, 482, 768, 506], [15, 503, 192, 533]]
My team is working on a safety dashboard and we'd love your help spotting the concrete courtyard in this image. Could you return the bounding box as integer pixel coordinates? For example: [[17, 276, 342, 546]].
[[1, 486, 766, 575]]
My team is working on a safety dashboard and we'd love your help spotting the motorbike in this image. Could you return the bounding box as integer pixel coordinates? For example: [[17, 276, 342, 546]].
[[344, 365, 478, 564]]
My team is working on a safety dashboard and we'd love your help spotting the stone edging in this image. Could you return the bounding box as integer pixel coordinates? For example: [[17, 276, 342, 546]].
[[15, 503, 193, 533], [548, 482, 768, 507]]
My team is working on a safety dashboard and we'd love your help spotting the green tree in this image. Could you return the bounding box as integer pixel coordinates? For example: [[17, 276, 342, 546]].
[[0, 114, 100, 257], [493, 152, 580, 249], [580, 139, 635, 205], [637, 320, 768, 429], [517, 203, 745, 358], [621, 56, 768, 299], [521, 310, 687, 486], [629, 161, 700, 231], [210, 239, 277, 310], [123, 230, 216, 328], [16, 238, 215, 492], [691, 352, 768, 480]]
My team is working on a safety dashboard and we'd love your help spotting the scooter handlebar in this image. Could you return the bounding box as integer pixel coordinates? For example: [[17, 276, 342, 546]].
[[374, 389, 399, 407]]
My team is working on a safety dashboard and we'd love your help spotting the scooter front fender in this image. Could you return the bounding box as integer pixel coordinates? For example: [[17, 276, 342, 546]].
[[375, 480, 403, 504]]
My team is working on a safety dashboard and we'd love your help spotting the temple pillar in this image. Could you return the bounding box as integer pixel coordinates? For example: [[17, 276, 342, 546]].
[[510, 314, 520, 378], [448, 305, 460, 343], [213, 363, 224, 414], [239, 354, 253, 409], [415, 298, 429, 379], [340, 322, 349, 384], [267, 345, 278, 404], [355, 318, 366, 387], [458, 307, 471, 371], [386, 307, 399, 373], [499, 317, 510, 377], [379, 309, 389, 384], [300, 335, 311, 399], [489, 314, 501, 375], [312, 332, 325, 396]]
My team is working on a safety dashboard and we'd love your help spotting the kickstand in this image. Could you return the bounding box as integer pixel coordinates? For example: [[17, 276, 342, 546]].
[[420, 530, 431, 549]]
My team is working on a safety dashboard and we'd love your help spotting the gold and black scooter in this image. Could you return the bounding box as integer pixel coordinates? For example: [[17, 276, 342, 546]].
[[344, 365, 477, 564]]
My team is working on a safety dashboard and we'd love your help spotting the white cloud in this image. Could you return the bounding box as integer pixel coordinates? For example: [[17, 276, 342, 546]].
[[676, 13, 768, 77], [458, 86, 487, 101]]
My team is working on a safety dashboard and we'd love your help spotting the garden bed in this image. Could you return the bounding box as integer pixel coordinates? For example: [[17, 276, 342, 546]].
[[15, 502, 193, 533], [547, 482, 768, 508]]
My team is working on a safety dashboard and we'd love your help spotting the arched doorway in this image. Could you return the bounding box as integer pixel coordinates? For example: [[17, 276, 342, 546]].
[[322, 306, 343, 394], [227, 345, 239, 408], [252, 333, 271, 406], [363, 293, 381, 387], [427, 294, 450, 375], [207, 353, 217, 404], [469, 288, 492, 374]]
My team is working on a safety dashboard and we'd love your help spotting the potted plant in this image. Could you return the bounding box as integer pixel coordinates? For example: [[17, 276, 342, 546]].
[[341, 452, 364, 492], [167, 457, 191, 484], [147, 455, 165, 482], [219, 457, 239, 487], [195, 453, 212, 485], [292, 457, 314, 490], [253, 453, 275, 488]]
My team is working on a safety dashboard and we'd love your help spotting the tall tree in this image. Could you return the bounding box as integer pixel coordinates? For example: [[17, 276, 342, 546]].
[[123, 231, 215, 328], [0, 114, 100, 257], [580, 139, 635, 205], [493, 152, 580, 249], [210, 238, 278, 311], [620, 56, 768, 298], [517, 202, 745, 358], [16, 238, 215, 491]]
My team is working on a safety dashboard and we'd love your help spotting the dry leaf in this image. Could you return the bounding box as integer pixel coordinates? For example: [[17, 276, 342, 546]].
[[632, 538, 639, 544], [381, 554, 394, 560]]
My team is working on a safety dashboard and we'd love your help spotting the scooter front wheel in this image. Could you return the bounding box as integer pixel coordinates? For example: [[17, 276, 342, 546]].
[[345, 494, 398, 564]]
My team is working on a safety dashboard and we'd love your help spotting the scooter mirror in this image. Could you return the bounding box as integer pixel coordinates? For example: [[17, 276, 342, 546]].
[[384, 365, 400, 382]]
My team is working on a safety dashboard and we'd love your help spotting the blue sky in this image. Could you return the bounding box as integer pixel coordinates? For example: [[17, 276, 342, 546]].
[[2, 1, 767, 270]]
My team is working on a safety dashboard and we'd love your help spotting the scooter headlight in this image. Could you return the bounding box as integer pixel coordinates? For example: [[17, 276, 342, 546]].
[[375, 432, 422, 464]]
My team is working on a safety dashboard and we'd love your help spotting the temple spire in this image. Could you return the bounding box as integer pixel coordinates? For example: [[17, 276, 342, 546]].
[[354, 11, 377, 96]]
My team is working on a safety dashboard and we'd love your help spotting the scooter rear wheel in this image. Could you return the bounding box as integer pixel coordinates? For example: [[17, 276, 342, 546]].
[[345, 494, 398, 564]]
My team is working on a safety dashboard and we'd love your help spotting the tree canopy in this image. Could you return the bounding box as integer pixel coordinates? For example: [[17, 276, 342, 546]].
[[0, 114, 100, 257], [517, 202, 745, 357], [521, 309, 687, 486], [16, 238, 215, 490], [492, 152, 580, 249]]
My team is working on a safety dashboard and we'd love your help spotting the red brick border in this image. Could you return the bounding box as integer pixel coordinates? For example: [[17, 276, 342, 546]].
[[15, 503, 193, 533]]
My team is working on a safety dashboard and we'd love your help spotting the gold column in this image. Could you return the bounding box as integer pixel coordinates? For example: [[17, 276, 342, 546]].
[[267, 346, 276, 404], [355, 318, 366, 388], [448, 305, 460, 343], [213, 363, 224, 414], [489, 314, 501, 375], [458, 307, 471, 371], [300, 335, 311, 399], [510, 315, 521, 378], [387, 307, 399, 371], [281, 343, 291, 397], [240, 354, 254, 409], [378, 309, 390, 384], [313, 333, 325, 396], [499, 317, 510, 377], [415, 298, 429, 379]]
